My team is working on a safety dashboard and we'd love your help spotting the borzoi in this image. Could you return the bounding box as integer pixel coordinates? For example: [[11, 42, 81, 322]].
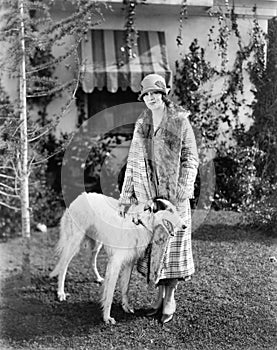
[[50, 192, 183, 324]]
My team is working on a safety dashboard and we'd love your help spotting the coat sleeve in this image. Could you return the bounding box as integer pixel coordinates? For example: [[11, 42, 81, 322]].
[[119, 121, 141, 205], [176, 115, 199, 202]]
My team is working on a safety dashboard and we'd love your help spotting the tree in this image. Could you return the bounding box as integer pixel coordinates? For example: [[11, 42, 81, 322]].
[[0, 81, 20, 215], [0, 0, 106, 281]]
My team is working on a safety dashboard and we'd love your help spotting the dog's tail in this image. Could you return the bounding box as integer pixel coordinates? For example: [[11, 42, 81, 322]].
[[49, 209, 76, 278]]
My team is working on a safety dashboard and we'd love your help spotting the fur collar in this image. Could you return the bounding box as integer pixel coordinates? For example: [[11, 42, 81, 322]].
[[137, 104, 188, 205]]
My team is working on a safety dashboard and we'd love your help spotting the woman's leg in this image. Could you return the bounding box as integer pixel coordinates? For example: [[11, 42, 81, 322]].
[[146, 278, 178, 317], [145, 284, 165, 316], [151, 284, 165, 309], [161, 278, 178, 324]]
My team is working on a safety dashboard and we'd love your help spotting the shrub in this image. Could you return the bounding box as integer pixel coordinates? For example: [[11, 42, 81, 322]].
[[244, 183, 277, 236], [0, 163, 65, 240], [213, 144, 264, 211], [51, 130, 132, 205], [29, 163, 65, 229]]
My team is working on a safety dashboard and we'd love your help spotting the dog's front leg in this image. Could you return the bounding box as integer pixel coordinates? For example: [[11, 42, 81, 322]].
[[119, 261, 135, 314], [101, 256, 122, 325]]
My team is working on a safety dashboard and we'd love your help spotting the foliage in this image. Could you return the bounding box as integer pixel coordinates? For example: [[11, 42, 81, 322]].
[[1, 1, 276, 235], [122, 0, 138, 59], [122, 0, 189, 54], [213, 144, 265, 210], [1, 0, 106, 135], [176, 0, 188, 47], [239, 18, 277, 232], [244, 184, 277, 235], [175, 39, 217, 144], [0, 162, 64, 239], [29, 162, 64, 228], [121, 0, 147, 59], [245, 17, 277, 182], [62, 131, 131, 204], [0, 80, 21, 212], [0, 84, 65, 238], [174, 6, 267, 148], [0, 0, 107, 235], [174, 4, 277, 232]]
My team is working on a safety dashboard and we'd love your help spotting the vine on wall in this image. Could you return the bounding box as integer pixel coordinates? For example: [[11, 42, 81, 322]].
[[174, 4, 277, 227], [122, 0, 190, 55], [175, 5, 267, 149], [121, 0, 147, 61], [176, 0, 188, 47], [122, 0, 139, 59]]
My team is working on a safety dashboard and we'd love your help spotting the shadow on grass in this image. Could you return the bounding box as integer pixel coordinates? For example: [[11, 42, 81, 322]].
[[193, 222, 277, 244], [0, 273, 137, 345]]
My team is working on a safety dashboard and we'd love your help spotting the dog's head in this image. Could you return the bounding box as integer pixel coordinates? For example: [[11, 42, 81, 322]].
[[136, 198, 185, 236]]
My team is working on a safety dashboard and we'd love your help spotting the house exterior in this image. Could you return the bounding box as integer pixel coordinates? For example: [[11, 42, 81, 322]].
[[2, 0, 277, 200], [46, 0, 277, 137], [3, 1, 276, 136], [45, 0, 277, 200]]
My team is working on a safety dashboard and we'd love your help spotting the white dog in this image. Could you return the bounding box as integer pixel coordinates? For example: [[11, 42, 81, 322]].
[[50, 192, 183, 324]]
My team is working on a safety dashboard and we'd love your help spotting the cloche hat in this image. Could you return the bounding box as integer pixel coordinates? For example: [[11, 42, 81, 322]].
[[138, 74, 170, 101]]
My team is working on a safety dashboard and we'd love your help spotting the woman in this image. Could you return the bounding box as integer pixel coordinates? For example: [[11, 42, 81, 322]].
[[118, 73, 199, 323]]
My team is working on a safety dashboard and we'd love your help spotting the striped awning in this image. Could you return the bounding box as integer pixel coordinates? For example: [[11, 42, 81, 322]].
[[79, 30, 172, 93]]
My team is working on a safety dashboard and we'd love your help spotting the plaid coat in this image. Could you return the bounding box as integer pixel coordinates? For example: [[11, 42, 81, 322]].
[[119, 103, 199, 281]]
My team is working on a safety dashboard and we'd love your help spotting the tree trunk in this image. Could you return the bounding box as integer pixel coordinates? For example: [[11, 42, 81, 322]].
[[19, 0, 31, 285]]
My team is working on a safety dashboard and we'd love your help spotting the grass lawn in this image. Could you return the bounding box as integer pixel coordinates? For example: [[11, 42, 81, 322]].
[[0, 210, 276, 350]]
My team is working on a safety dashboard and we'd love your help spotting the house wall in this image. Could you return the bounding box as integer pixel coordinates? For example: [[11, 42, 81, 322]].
[[52, 7, 269, 137], [0, 3, 271, 137]]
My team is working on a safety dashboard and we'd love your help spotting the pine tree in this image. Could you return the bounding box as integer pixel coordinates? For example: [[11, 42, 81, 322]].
[[0, 0, 106, 282]]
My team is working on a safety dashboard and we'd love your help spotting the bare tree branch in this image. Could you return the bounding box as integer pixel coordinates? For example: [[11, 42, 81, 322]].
[[0, 166, 14, 170], [0, 201, 20, 211], [0, 189, 20, 198], [31, 147, 64, 166], [28, 127, 51, 143], [0, 174, 16, 180], [0, 182, 16, 192]]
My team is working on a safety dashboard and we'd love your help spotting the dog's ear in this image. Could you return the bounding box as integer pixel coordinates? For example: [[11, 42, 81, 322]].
[[153, 198, 169, 212], [144, 198, 161, 213], [162, 219, 175, 236]]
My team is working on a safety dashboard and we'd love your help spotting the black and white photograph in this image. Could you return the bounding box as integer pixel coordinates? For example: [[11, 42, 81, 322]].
[[0, 0, 276, 349]]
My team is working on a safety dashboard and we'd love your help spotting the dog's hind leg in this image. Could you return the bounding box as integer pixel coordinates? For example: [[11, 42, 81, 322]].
[[119, 261, 135, 314], [55, 238, 82, 301], [87, 239, 104, 284], [101, 255, 122, 325]]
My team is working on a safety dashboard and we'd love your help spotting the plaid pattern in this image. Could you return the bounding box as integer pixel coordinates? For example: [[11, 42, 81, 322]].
[[137, 200, 194, 281], [119, 115, 155, 205]]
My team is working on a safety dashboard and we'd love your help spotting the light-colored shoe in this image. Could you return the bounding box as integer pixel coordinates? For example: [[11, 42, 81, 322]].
[[161, 298, 176, 324]]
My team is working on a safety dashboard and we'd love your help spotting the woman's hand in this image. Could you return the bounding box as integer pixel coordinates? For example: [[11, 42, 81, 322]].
[[118, 203, 128, 217]]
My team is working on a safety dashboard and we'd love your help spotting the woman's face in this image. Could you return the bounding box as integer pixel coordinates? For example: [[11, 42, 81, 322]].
[[142, 91, 164, 111]]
